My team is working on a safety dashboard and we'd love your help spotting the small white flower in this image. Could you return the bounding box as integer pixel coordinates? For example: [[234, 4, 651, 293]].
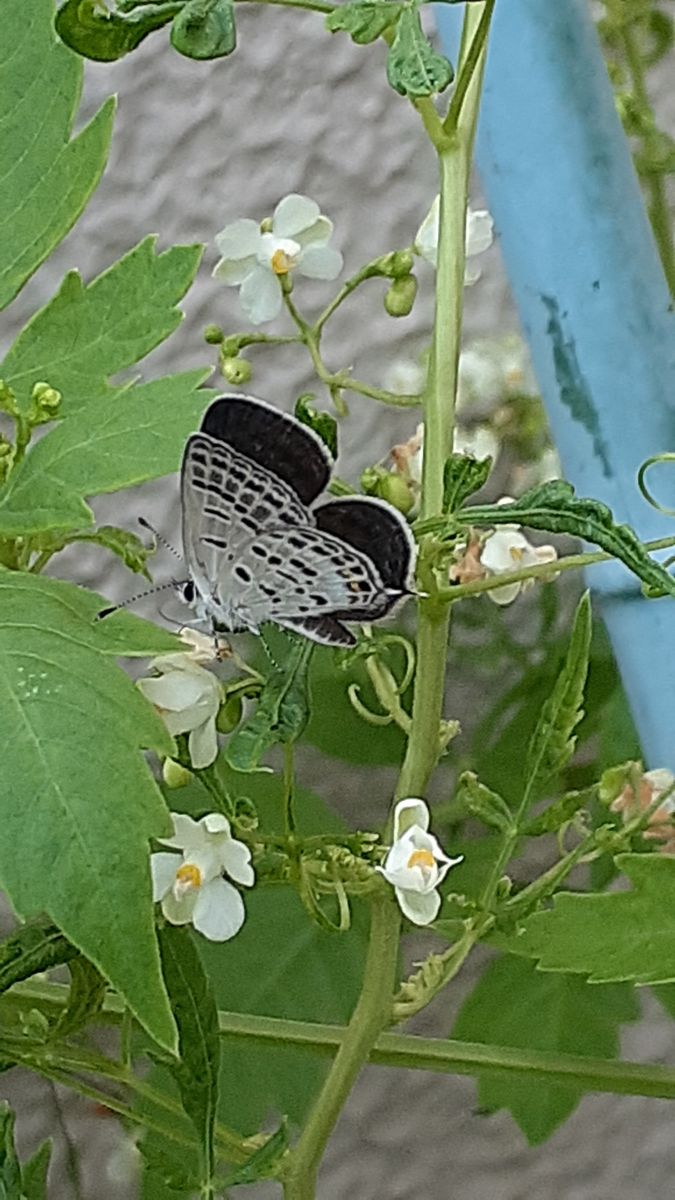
[[414, 197, 494, 283], [480, 520, 558, 605], [383, 357, 426, 397], [377, 799, 462, 925], [454, 424, 499, 463], [391, 421, 497, 488], [137, 655, 222, 768], [213, 193, 343, 324], [151, 812, 254, 941]]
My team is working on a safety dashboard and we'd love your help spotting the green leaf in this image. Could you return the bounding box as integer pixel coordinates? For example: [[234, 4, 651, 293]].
[[455, 772, 512, 833], [171, 0, 236, 59], [443, 453, 492, 513], [157, 926, 220, 1188], [457, 480, 675, 598], [0, 238, 203, 416], [52, 957, 107, 1039], [524, 592, 592, 798], [55, 0, 181, 62], [510, 854, 675, 984], [452, 956, 639, 1144], [33, 525, 154, 578], [21, 1141, 52, 1200], [0, 570, 180, 1050], [522, 788, 593, 836], [386, 6, 453, 97], [294, 395, 338, 458], [305, 644, 406, 765], [0, 1105, 21, 1200], [326, 0, 403, 44], [225, 631, 313, 772], [0, 919, 78, 994], [221, 1121, 288, 1186], [0, 373, 215, 537], [0, 0, 114, 311]]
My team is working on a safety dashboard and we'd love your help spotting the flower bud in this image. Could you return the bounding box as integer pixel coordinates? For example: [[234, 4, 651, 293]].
[[216, 694, 243, 734], [221, 356, 252, 386], [32, 381, 61, 411], [0, 380, 18, 417], [384, 275, 418, 318], [204, 324, 224, 345], [162, 758, 193, 789], [378, 249, 415, 278], [364, 469, 415, 515]]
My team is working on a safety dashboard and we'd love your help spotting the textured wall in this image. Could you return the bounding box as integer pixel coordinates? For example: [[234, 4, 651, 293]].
[[3, 5, 675, 1198]]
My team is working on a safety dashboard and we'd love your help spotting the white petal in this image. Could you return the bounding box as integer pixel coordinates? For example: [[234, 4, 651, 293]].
[[156, 813, 202, 851], [413, 195, 439, 267], [298, 243, 343, 281], [193, 878, 246, 941], [294, 215, 334, 248], [646, 769, 675, 794], [239, 266, 283, 325], [453, 425, 498, 461], [213, 256, 258, 286], [161, 888, 197, 925], [188, 719, 219, 769], [534, 544, 558, 565], [273, 193, 321, 238], [220, 839, 255, 886], [214, 218, 262, 260], [393, 798, 430, 840], [202, 813, 231, 836], [463, 263, 482, 287], [150, 852, 179, 901], [480, 529, 530, 574], [465, 209, 494, 257], [257, 233, 301, 269], [395, 886, 441, 926], [487, 581, 523, 606]]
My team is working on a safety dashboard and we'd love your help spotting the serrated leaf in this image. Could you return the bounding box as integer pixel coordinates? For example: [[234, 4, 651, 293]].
[[457, 480, 675, 598], [157, 927, 220, 1189], [56, 0, 180, 62], [326, 0, 402, 44], [452, 956, 639, 1144], [0, 373, 215, 537], [33, 526, 154, 579], [52, 958, 107, 1039], [0, 919, 78, 994], [0, 1105, 21, 1200], [510, 854, 675, 984], [21, 1141, 52, 1200], [524, 592, 592, 798], [171, 0, 236, 59], [443, 453, 492, 514], [0, 570, 179, 1050], [225, 631, 313, 772], [0, 0, 114, 311], [386, 7, 453, 98], [0, 238, 203, 416], [294, 396, 338, 458], [522, 788, 593, 836], [221, 1121, 288, 1186]]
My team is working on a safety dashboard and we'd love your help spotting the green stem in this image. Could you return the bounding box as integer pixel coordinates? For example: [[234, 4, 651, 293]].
[[283, 742, 296, 836], [283, 893, 400, 1199], [443, 0, 495, 134]]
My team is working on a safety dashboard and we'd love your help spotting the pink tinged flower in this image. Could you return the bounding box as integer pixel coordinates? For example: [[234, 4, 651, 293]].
[[479, 523, 557, 605], [414, 196, 494, 283], [377, 799, 463, 926], [611, 768, 675, 851], [151, 812, 255, 942], [213, 193, 343, 325], [136, 654, 222, 768], [391, 422, 497, 489]]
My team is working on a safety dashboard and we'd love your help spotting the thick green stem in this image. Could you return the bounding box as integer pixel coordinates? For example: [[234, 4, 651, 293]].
[[283, 893, 400, 1199]]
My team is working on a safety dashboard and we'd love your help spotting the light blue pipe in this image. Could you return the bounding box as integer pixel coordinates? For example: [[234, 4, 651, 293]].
[[435, 0, 675, 766]]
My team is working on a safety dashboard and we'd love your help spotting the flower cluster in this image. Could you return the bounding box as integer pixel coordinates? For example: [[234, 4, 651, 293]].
[[378, 799, 462, 925], [610, 768, 675, 854]]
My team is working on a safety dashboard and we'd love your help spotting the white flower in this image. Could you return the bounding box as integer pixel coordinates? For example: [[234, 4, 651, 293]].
[[414, 197, 494, 283], [178, 626, 231, 664], [454, 424, 499, 463], [213, 194, 343, 324], [137, 655, 222, 768], [480, 520, 558, 605], [383, 357, 426, 397], [151, 812, 254, 941], [377, 799, 462, 925], [391, 421, 497, 487]]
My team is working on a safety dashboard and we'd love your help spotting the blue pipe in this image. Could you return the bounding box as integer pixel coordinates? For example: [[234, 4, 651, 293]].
[[435, 0, 675, 766]]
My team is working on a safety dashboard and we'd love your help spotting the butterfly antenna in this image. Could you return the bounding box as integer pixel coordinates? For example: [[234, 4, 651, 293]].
[[97, 580, 188, 620], [138, 516, 184, 561]]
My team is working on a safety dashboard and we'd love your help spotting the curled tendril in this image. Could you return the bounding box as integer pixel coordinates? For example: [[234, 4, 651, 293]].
[[347, 683, 394, 726], [299, 861, 351, 933], [638, 453, 675, 517]]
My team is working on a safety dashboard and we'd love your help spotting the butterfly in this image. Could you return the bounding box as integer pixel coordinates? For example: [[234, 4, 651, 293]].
[[179, 394, 416, 647]]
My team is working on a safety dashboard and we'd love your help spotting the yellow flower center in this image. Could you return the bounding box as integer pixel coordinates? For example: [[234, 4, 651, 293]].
[[407, 848, 435, 870], [271, 248, 294, 275], [175, 862, 202, 890], [509, 545, 524, 562]]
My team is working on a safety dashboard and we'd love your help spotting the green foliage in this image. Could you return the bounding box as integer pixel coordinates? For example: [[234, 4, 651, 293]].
[[326, 0, 403, 45], [386, 6, 454, 97], [294, 395, 338, 458], [305, 643, 407, 765], [32, 525, 155, 578], [0, 919, 78, 994], [524, 592, 592, 799], [52, 958, 107, 1039], [225, 631, 313, 772], [158, 927, 220, 1190], [455, 772, 512, 833], [221, 1122, 288, 1186], [0, 1105, 23, 1200], [456, 481, 675, 598], [0, 0, 114, 311], [0, 373, 215, 537], [0, 570, 180, 1050], [20, 1141, 52, 1200], [0, 239, 202, 416], [171, 0, 237, 59], [443, 452, 492, 513], [55, 0, 181, 62], [452, 955, 639, 1144], [509, 855, 675, 984]]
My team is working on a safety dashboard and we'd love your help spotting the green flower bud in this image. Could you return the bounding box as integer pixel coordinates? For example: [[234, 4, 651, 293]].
[[384, 275, 418, 318], [221, 356, 253, 386], [260, 217, 273, 233], [162, 758, 193, 789], [377, 249, 415, 278], [32, 381, 61, 411], [0, 380, 18, 417], [216, 694, 243, 734], [0, 436, 12, 458], [373, 472, 415, 515], [204, 324, 225, 345], [360, 465, 386, 496]]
